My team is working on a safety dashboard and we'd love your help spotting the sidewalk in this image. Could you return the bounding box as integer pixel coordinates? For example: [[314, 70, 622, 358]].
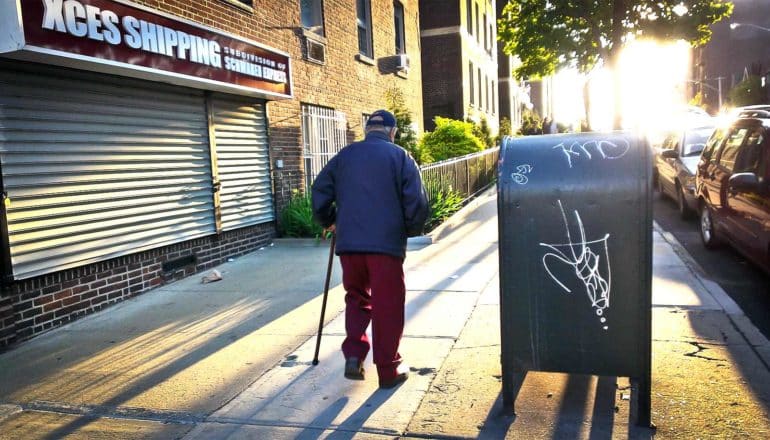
[[1, 187, 770, 439]]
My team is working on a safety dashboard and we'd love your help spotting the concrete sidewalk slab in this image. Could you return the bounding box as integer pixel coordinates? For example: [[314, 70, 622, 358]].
[[652, 264, 722, 309], [0, 410, 193, 440], [0, 242, 348, 415], [187, 335, 453, 439]]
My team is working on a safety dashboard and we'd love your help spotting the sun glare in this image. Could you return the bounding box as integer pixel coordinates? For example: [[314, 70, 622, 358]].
[[583, 40, 691, 132], [620, 40, 691, 130]]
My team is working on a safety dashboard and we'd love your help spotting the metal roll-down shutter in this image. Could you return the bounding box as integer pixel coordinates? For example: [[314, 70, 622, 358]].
[[209, 94, 274, 231], [0, 61, 215, 279]]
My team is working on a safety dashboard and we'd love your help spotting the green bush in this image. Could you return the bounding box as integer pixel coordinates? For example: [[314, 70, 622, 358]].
[[518, 108, 542, 135], [425, 186, 464, 231], [420, 117, 484, 163], [495, 117, 512, 145], [468, 115, 494, 148], [280, 191, 324, 238]]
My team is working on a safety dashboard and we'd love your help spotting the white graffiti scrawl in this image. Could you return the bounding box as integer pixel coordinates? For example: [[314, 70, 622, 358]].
[[553, 138, 630, 168], [511, 164, 533, 184], [539, 200, 612, 330]]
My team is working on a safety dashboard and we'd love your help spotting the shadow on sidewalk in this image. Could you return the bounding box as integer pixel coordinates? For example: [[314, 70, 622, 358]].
[[1, 188, 509, 438], [473, 376, 655, 439]]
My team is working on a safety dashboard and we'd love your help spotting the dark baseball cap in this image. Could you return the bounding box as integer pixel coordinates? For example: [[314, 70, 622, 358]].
[[366, 109, 397, 128]]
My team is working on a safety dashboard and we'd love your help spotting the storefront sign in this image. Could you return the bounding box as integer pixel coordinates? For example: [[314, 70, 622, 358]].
[[1, 0, 292, 98]]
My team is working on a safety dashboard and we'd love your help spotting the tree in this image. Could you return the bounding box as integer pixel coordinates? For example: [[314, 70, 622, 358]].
[[498, 0, 733, 129], [729, 75, 767, 107], [385, 87, 424, 163]]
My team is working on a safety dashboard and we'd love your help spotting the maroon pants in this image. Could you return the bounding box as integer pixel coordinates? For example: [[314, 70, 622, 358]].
[[339, 253, 405, 381]]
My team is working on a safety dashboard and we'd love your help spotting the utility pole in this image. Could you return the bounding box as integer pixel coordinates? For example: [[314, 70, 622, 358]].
[[717, 77, 723, 110]]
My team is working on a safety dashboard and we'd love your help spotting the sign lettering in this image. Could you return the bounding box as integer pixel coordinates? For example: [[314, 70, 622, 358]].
[[19, 0, 291, 96]]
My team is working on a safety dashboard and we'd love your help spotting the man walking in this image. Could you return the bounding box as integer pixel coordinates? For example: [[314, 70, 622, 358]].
[[311, 109, 429, 389]]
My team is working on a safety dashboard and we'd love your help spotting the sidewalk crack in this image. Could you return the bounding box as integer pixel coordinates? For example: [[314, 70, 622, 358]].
[[683, 342, 723, 362]]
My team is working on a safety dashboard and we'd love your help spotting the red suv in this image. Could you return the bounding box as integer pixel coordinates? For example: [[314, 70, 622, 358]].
[[695, 115, 770, 274]]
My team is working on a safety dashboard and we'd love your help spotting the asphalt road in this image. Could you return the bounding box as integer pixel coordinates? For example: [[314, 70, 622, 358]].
[[653, 191, 770, 340]]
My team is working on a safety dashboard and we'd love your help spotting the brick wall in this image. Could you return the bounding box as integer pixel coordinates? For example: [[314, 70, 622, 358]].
[[0, 223, 273, 348], [0, 0, 424, 348], [419, 0, 498, 133], [125, 0, 424, 211], [419, 0, 460, 28], [420, 34, 463, 130]]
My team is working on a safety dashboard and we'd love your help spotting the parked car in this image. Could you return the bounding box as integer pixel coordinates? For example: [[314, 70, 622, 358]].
[[655, 125, 716, 218], [729, 105, 770, 119], [695, 116, 770, 274]]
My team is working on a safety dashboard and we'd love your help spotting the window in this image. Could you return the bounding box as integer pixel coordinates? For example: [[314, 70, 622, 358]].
[[485, 75, 489, 111], [483, 13, 488, 51], [394, 1, 405, 54], [492, 80, 496, 114], [469, 62, 475, 106], [300, 0, 325, 36], [477, 67, 482, 109], [475, 3, 480, 43], [701, 127, 727, 163], [225, 0, 252, 7], [356, 0, 373, 58], [466, 0, 473, 35], [301, 104, 348, 189], [489, 23, 494, 53], [735, 129, 765, 174], [718, 128, 749, 172]]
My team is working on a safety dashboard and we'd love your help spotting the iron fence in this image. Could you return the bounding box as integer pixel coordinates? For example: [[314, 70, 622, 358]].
[[420, 147, 500, 203]]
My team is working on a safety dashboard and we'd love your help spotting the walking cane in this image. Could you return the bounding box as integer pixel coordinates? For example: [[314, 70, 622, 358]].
[[312, 233, 336, 365]]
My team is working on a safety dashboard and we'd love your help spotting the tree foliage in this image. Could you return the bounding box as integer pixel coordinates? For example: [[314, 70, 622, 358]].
[[467, 116, 495, 148], [517, 108, 543, 135], [499, 0, 733, 79], [496, 117, 513, 145], [385, 87, 425, 163], [419, 117, 484, 162], [498, 0, 733, 127], [729, 75, 768, 107]]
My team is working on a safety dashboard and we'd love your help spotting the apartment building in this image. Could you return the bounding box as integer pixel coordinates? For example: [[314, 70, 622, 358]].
[[419, 0, 499, 133]]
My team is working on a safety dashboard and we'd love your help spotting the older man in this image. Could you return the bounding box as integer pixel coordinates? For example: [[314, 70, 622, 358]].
[[311, 109, 429, 389]]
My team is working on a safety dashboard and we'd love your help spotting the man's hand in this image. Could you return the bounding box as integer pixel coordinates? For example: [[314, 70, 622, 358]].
[[323, 224, 336, 239]]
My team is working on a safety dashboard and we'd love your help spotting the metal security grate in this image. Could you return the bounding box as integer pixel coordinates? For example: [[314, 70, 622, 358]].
[[301, 104, 348, 190], [0, 61, 215, 279], [209, 94, 274, 231]]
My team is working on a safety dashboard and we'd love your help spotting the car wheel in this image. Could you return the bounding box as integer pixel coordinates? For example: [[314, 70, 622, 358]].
[[677, 184, 692, 220], [699, 204, 720, 249]]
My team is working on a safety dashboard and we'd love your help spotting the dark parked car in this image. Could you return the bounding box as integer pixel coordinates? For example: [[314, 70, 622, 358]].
[[695, 115, 770, 274], [655, 125, 716, 218]]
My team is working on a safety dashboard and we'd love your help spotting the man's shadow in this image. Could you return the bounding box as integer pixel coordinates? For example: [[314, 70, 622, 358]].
[[294, 388, 400, 440]]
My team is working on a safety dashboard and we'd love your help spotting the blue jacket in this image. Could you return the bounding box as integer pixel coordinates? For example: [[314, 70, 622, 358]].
[[311, 131, 429, 259]]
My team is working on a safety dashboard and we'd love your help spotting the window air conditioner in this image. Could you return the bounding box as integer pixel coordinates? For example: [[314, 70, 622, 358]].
[[396, 54, 410, 71], [305, 38, 326, 64]]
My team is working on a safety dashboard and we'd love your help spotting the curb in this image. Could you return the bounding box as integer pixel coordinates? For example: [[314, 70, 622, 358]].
[[652, 221, 770, 369], [0, 404, 22, 423]]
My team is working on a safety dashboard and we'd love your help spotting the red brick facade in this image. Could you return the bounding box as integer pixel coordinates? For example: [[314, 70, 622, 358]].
[[419, 0, 498, 132], [0, 0, 423, 348]]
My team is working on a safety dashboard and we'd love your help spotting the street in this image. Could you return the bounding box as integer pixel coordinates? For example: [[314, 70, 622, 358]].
[[653, 191, 770, 340]]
